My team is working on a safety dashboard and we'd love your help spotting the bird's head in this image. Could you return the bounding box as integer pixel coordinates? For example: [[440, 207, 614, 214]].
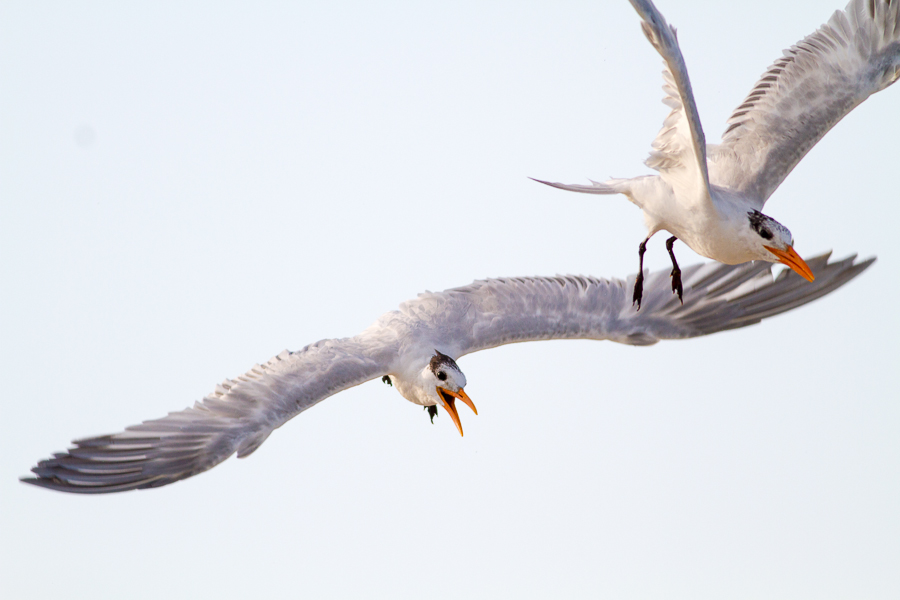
[[746, 210, 814, 282], [402, 350, 477, 436], [424, 350, 477, 436]]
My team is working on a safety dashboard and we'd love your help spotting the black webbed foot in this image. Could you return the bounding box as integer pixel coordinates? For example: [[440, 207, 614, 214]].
[[666, 236, 683, 305], [382, 375, 392, 386], [632, 271, 644, 310], [633, 238, 649, 310], [670, 267, 683, 303], [425, 405, 438, 424]]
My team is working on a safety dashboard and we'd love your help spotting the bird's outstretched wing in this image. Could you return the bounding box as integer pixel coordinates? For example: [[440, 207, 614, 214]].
[[708, 0, 900, 207], [628, 0, 711, 207], [22, 337, 393, 493], [22, 254, 872, 494], [399, 253, 872, 357]]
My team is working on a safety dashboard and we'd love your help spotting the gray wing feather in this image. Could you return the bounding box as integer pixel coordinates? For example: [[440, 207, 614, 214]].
[[401, 253, 873, 356], [648, 252, 874, 336], [23, 338, 393, 493], [708, 0, 900, 206]]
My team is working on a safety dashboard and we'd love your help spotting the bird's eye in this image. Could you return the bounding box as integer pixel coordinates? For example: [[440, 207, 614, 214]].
[[437, 371, 447, 381]]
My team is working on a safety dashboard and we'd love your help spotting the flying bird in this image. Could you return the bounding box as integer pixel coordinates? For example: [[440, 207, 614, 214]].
[[535, 0, 899, 308], [21, 253, 871, 494]]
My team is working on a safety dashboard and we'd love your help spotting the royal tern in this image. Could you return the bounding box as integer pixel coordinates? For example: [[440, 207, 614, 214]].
[[21, 253, 871, 494], [536, 0, 899, 308]]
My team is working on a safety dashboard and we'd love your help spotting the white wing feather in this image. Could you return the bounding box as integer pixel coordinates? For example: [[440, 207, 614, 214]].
[[708, 0, 900, 207], [628, 0, 711, 207], [23, 253, 872, 493]]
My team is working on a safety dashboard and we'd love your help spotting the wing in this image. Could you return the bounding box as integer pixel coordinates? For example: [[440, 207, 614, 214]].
[[629, 0, 711, 206], [708, 0, 900, 207], [22, 254, 872, 494], [22, 336, 395, 493], [395, 253, 872, 357]]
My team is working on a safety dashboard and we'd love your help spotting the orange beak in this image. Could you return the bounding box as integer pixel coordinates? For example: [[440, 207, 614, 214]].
[[764, 245, 815, 282], [437, 388, 477, 436]]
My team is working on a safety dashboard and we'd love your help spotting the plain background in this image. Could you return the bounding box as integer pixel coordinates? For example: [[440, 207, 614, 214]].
[[2, 1, 898, 598]]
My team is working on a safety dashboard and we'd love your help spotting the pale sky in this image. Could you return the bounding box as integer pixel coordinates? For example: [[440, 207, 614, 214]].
[[2, 1, 898, 598]]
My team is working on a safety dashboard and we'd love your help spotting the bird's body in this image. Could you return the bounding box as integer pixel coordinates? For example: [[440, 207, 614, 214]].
[[537, 0, 899, 305], [22, 253, 872, 494], [607, 176, 771, 265]]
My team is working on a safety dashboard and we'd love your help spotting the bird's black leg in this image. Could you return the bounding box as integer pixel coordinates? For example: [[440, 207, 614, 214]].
[[666, 236, 683, 304], [425, 405, 438, 424], [633, 238, 649, 310]]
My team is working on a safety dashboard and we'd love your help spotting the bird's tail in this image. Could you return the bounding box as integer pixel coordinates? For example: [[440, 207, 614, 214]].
[[529, 177, 629, 195]]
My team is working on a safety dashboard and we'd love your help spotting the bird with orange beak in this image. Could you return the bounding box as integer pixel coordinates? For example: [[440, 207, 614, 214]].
[[536, 0, 898, 307]]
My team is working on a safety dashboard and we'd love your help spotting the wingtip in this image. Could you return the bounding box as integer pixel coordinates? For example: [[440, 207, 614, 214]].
[[809, 251, 876, 275], [858, 255, 877, 268], [19, 475, 65, 492]]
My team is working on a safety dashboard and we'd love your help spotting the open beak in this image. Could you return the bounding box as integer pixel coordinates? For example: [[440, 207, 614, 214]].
[[437, 387, 477, 437], [764, 245, 815, 282]]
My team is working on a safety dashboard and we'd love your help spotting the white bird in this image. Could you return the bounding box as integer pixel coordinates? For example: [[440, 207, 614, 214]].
[[535, 0, 899, 308], [22, 253, 871, 494]]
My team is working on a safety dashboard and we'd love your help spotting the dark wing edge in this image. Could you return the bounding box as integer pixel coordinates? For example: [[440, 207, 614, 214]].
[[21, 337, 390, 494], [627, 252, 874, 341]]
